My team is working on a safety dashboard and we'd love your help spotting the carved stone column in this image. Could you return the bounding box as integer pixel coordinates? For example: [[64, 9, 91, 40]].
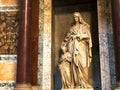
[[14, 0, 32, 90], [111, 0, 120, 88]]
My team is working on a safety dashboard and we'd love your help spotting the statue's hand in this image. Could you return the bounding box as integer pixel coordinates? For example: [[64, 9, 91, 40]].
[[76, 36, 81, 41], [71, 35, 77, 40], [59, 58, 63, 63]]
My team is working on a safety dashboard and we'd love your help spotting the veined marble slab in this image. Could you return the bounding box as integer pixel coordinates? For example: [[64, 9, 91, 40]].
[[0, 6, 19, 11], [0, 81, 15, 89], [0, 55, 17, 62]]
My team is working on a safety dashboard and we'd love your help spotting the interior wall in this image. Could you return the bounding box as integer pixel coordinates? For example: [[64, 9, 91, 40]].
[[53, 3, 101, 90]]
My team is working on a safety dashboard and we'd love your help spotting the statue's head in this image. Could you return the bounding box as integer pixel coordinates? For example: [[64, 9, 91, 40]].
[[73, 12, 82, 23], [73, 12, 89, 27]]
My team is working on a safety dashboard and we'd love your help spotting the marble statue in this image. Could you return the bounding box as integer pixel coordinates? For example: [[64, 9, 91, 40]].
[[59, 12, 92, 89]]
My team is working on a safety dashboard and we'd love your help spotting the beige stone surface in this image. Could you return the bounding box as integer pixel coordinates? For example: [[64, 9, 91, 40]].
[[42, 0, 52, 90], [0, 62, 16, 80], [0, 0, 19, 6]]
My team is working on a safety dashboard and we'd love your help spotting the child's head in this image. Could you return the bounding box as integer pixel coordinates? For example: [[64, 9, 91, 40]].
[[61, 46, 67, 54]]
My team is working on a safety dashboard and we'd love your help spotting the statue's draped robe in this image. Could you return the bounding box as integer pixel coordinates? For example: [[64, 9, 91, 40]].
[[59, 24, 92, 88], [59, 52, 72, 88]]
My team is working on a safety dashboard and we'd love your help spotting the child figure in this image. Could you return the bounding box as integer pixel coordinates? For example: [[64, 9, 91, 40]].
[[59, 46, 72, 89]]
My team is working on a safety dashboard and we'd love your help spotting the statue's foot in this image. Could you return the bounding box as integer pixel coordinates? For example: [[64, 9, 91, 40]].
[[86, 84, 92, 88]]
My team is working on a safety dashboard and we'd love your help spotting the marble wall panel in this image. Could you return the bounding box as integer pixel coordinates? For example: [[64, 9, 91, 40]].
[[42, 0, 52, 90], [0, 62, 16, 80], [0, 0, 19, 6], [38, 0, 53, 90], [0, 81, 15, 90], [0, 1, 19, 89], [38, 0, 44, 89], [97, 0, 115, 90], [0, 55, 17, 89], [0, 3, 19, 54]]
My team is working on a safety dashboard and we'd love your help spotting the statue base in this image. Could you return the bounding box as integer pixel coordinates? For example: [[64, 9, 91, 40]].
[[14, 84, 33, 90], [62, 88, 93, 90], [116, 82, 120, 90]]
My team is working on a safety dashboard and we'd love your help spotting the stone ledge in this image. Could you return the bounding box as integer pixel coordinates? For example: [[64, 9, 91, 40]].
[[115, 88, 120, 90], [32, 86, 38, 90], [14, 84, 32, 90], [62, 88, 93, 90]]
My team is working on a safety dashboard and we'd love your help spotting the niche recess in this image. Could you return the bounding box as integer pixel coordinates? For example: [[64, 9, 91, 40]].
[[52, 0, 101, 90]]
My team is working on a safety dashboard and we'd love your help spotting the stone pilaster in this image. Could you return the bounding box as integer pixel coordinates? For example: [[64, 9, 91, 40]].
[[14, 0, 32, 90], [97, 0, 114, 90], [111, 0, 120, 89], [42, 0, 52, 90], [38, 0, 53, 90]]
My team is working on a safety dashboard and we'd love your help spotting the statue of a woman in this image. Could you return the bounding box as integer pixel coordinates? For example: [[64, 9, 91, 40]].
[[59, 12, 92, 89]]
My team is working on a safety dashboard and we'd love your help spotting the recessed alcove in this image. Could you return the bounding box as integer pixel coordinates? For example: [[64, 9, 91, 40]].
[[37, 0, 114, 89], [52, 0, 101, 90], [0, 0, 115, 90]]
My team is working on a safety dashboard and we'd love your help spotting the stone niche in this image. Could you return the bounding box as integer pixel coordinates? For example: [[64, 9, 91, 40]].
[[39, 0, 114, 90], [52, 0, 101, 90]]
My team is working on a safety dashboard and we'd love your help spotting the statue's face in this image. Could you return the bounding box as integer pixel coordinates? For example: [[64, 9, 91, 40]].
[[74, 15, 79, 22]]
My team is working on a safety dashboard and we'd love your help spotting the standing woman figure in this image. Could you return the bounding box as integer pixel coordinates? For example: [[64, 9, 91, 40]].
[[59, 12, 92, 89]]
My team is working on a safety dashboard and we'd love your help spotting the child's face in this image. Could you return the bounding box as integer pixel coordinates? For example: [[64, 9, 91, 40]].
[[62, 47, 67, 53]]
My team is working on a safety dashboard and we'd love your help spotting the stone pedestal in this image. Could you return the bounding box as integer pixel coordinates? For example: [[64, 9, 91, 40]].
[[116, 82, 120, 88], [14, 84, 32, 90], [62, 89, 93, 90]]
